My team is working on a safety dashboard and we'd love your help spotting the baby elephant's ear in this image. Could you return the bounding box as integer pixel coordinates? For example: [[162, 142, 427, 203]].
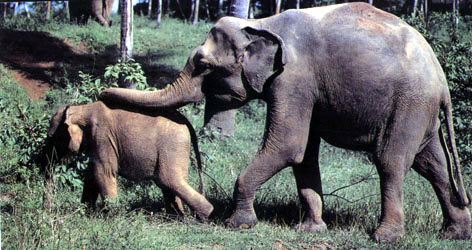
[[241, 26, 287, 93], [48, 106, 69, 138], [65, 108, 83, 153]]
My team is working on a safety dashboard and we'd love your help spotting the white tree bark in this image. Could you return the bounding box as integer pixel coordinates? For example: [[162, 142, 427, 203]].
[[275, 0, 282, 14], [156, 0, 162, 27], [230, 0, 250, 18], [120, 0, 133, 61], [192, 0, 199, 24]]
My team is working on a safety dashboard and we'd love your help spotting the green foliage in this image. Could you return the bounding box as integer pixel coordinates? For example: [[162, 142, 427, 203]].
[[0, 65, 50, 182], [104, 58, 151, 90], [404, 12, 472, 172]]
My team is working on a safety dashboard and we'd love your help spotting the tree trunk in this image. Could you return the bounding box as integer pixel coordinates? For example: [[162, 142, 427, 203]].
[[368, 0, 374, 5], [24, 3, 30, 19], [230, 0, 250, 18], [218, 0, 224, 15], [453, 0, 459, 24], [275, 0, 282, 14], [412, 0, 418, 16], [46, 2, 51, 20], [192, 0, 199, 24], [156, 0, 162, 27], [120, 0, 134, 87], [296, 0, 300, 9], [13, 2, 18, 17], [249, 0, 254, 18], [148, 0, 152, 17], [1, 3, 7, 20]]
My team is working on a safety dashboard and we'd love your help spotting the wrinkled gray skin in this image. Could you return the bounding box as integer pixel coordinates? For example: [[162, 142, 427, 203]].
[[69, 0, 114, 26], [99, 3, 470, 241], [46, 101, 213, 220]]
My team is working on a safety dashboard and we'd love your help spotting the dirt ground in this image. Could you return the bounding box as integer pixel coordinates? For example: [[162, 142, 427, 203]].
[[0, 29, 89, 100]]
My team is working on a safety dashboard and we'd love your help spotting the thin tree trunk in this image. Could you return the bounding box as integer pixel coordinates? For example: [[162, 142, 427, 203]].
[[412, 0, 418, 16], [64, 1, 69, 19], [218, 0, 224, 15], [120, 0, 133, 63], [249, 0, 255, 18], [296, 0, 300, 9], [24, 3, 30, 19], [13, 2, 18, 17], [156, 0, 162, 27], [230, 0, 250, 18], [192, 0, 199, 24], [2, 3, 7, 19], [275, 0, 282, 14], [423, 0, 428, 18], [453, 0, 459, 24], [46, 2, 51, 20], [148, 0, 152, 17], [368, 0, 374, 5]]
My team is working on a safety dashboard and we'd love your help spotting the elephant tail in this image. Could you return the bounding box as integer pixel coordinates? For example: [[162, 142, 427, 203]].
[[181, 113, 206, 197], [439, 95, 470, 208]]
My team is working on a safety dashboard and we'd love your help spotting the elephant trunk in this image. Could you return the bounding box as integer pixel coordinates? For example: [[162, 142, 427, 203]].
[[99, 61, 203, 109]]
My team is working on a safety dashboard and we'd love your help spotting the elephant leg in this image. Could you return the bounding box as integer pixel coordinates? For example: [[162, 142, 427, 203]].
[[94, 14, 110, 26], [160, 186, 185, 216], [81, 168, 99, 208], [412, 133, 471, 239], [372, 110, 428, 242], [226, 102, 312, 229], [293, 136, 326, 232], [93, 162, 118, 200], [158, 149, 213, 221]]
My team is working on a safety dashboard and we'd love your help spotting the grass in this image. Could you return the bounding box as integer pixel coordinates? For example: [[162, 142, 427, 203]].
[[1, 14, 471, 249]]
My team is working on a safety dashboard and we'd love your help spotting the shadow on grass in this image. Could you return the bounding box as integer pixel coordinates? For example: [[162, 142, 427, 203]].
[[125, 189, 376, 233], [0, 29, 181, 92]]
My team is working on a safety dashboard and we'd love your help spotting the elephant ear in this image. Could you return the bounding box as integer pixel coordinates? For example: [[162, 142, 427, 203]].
[[64, 107, 84, 153], [48, 106, 69, 138], [241, 26, 287, 93]]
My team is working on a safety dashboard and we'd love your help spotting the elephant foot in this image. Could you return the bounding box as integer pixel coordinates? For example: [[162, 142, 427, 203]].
[[441, 224, 471, 240], [195, 203, 214, 223], [372, 224, 404, 242], [441, 208, 471, 240], [294, 220, 327, 232], [225, 209, 258, 229]]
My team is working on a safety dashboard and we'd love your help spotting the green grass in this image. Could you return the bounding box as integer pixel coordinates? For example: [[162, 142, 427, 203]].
[[1, 14, 471, 249]]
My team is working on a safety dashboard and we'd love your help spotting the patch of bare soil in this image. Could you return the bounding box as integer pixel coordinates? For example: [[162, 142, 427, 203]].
[[0, 29, 90, 100]]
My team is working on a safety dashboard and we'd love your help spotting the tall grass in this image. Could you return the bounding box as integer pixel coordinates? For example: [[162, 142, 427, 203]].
[[0, 13, 471, 249]]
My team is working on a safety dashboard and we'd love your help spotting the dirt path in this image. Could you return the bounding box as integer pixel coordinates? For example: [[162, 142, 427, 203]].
[[0, 29, 89, 100]]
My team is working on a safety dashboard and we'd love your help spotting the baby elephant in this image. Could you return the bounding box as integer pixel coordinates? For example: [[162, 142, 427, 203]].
[[46, 101, 213, 220]]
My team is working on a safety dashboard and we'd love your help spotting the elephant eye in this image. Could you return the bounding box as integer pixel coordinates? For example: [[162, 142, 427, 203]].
[[197, 59, 214, 70]]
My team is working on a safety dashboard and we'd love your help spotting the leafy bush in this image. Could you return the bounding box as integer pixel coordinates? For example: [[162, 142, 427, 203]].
[[0, 64, 50, 183], [404, 13, 472, 173]]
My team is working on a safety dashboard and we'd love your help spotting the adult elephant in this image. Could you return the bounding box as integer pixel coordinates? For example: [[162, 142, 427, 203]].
[[100, 3, 471, 242], [69, 0, 114, 26]]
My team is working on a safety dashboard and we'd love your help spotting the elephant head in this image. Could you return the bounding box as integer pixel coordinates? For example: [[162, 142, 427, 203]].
[[46, 106, 88, 162], [100, 17, 287, 135]]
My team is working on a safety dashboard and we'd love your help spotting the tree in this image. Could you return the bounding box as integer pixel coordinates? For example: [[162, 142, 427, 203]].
[[230, 0, 250, 18], [192, 0, 199, 24], [120, 0, 133, 60], [156, 0, 162, 27], [275, 0, 282, 14]]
